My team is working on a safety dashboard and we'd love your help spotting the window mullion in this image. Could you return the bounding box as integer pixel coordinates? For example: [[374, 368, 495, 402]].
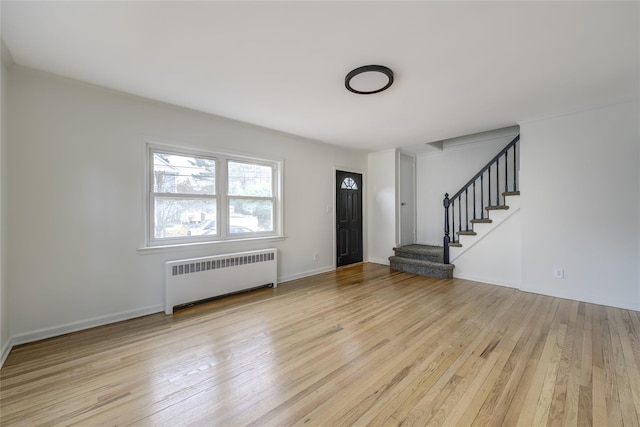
[[219, 155, 229, 238]]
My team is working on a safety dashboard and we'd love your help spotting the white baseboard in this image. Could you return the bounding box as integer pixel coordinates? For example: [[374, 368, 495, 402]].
[[7, 268, 337, 349], [452, 272, 520, 289], [518, 285, 640, 313], [6, 263, 401, 352], [278, 265, 335, 284], [367, 258, 390, 266], [11, 304, 164, 347], [1, 338, 12, 369]]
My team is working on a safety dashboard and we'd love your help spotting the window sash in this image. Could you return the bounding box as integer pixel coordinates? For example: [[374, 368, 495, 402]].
[[151, 195, 218, 240], [152, 151, 216, 196], [227, 160, 274, 197], [228, 197, 274, 233]]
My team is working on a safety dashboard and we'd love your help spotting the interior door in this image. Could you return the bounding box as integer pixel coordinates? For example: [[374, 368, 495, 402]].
[[399, 154, 415, 246], [336, 170, 363, 267]]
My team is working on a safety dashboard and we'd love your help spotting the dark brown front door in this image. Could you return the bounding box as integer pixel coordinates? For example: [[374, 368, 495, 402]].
[[336, 171, 363, 267]]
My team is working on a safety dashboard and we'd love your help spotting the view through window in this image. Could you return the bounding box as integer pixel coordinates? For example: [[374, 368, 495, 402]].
[[149, 146, 280, 245]]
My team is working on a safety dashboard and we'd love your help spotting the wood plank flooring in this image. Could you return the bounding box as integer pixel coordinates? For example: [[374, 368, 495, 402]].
[[2, 263, 640, 426]]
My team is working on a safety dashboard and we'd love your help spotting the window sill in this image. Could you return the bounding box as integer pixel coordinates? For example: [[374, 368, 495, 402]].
[[137, 235, 286, 255]]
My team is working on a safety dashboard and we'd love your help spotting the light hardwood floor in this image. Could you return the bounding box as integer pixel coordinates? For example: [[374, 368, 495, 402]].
[[2, 263, 640, 426]]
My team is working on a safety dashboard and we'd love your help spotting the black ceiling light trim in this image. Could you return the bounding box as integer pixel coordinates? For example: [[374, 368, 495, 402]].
[[345, 65, 394, 95]]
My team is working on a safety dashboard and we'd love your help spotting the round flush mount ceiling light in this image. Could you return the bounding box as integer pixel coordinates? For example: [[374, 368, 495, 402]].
[[345, 65, 394, 95]]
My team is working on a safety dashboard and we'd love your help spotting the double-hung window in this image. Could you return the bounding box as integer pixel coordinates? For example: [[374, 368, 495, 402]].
[[150, 149, 217, 241], [148, 144, 281, 246], [227, 160, 274, 235]]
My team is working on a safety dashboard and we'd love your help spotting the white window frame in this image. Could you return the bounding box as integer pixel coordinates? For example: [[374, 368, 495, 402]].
[[146, 142, 283, 248]]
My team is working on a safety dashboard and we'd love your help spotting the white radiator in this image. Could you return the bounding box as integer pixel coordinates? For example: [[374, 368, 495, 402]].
[[165, 248, 277, 314]]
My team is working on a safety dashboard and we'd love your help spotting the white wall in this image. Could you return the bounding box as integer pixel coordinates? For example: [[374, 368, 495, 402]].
[[367, 149, 397, 264], [416, 127, 520, 246], [451, 204, 522, 288], [0, 38, 10, 365], [520, 100, 640, 311], [6, 66, 367, 343]]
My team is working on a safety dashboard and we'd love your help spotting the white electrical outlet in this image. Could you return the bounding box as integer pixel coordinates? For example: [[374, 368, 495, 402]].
[[554, 268, 564, 279]]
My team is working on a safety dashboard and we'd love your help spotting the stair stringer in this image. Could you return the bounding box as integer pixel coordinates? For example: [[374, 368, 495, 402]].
[[449, 196, 521, 288], [449, 194, 520, 261]]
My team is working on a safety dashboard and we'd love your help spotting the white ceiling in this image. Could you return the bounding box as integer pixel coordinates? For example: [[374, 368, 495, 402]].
[[1, 1, 638, 153]]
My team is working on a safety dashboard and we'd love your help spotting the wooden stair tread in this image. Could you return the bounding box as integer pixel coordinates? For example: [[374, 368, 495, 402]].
[[457, 230, 476, 236], [485, 205, 509, 211], [470, 218, 492, 224]]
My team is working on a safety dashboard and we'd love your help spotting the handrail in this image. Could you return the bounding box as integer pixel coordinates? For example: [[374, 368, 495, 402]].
[[449, 134, 519, 201], [443, 134, 520, 264]]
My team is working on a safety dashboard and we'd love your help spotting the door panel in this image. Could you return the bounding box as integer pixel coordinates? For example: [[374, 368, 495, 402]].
[[336, 171, 363, 267]]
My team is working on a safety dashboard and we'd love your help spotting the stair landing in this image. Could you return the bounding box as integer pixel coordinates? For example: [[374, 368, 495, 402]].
[[389, 244, 454, 279]]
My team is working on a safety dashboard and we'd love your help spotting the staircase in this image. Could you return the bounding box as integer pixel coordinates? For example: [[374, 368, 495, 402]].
[[389, 244, 454, 279], [389, 134, 521, 280], [449, 191, 520, 254]]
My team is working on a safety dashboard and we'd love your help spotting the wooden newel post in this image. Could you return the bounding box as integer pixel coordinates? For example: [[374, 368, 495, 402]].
[[443, 193, 450, 264]]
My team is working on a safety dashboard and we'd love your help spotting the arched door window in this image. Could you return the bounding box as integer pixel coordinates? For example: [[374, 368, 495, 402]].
[[340, 177, 358, 190]]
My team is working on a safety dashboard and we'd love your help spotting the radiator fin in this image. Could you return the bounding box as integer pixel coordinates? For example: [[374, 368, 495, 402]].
[[171, 252, 275, 277]]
